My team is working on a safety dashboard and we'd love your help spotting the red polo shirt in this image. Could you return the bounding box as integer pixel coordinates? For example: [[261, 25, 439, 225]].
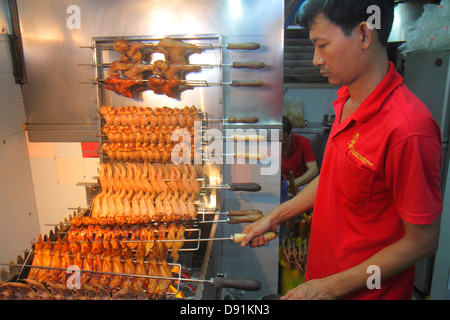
[[306, 62, 442, 300], [282, 134, 316, 180]]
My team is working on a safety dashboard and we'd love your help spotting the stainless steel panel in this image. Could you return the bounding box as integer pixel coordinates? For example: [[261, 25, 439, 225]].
[[17, 0, 284, 142], [404, 50, 450, 192], [0, 0, 12, 34], [404, 49, 450, 299]]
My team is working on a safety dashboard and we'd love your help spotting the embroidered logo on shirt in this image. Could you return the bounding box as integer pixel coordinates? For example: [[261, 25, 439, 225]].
[[347, 133, 374, 167]]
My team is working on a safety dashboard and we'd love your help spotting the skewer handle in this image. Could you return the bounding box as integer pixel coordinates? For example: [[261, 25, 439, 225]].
[[228, 182, 261, 192], [231, 61, 265, 69], [235, 152, 266, 160], [226, 116, 259, 124], [233, 134, 264, 142], [229, 213, 263, 224], [226, 42, 261, 50], [231, 80, 264, 87], [232, 232, 276, 243], [212, 277, 262, 291], [228, 209, 263, 216]]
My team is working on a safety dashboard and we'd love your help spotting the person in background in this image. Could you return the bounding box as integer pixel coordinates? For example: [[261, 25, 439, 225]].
[[282, 116, 319, 192], [241, 0, 442, 300]]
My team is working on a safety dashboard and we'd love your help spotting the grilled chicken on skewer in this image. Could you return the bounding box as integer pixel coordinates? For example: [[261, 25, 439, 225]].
[[43, 236, 63, 283], [107, 242, 124, 291], [171, 224, 186, 263], [134, 240, 148, 291], [97, 241, 113, 288], [27, 234, 43, 281], [156, 243, 174, 299], [37, 237, 52, 281], [145, 240, 161, 298]]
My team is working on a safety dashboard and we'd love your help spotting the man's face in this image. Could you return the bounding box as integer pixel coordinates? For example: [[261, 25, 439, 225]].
[[309, 14, 364, 87]]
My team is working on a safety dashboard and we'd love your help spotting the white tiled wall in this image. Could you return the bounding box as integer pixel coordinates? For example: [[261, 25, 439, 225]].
[[0, 33, 98, 263], [0, 34, 40, 263], [27, 141, 98, 236]]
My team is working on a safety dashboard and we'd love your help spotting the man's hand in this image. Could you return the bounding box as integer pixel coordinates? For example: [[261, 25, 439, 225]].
[[280, 276, 339, 300], [240, 215, 277, 247]]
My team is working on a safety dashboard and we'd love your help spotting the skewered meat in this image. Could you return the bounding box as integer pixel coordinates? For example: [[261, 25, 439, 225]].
[[171, 224, 186, 263], [97, 241, 113, 287], [147, 77, 188, 98], [145, 240, 160, 298], [155, 37, 203, 65], [89, 162, 201, 225], [103, 125, 193, 146], [102, 141, 195, 163], [107, 60, 136, 76], [113, 38, 155, 63], [99, 105, 117, 125], [43, 236, 63, 283], [0, 282, 38, 300], [37, 237, 52, 281], [155, 243, 173, 299], [120, 246, 136, 289], [23, 279, 51, 300], [105, 37, 204, 98], [45, 281, 75, 300], [108, 60, 154, 80], [98, 163, 200, 198], [101, 105, 200, 128], [5, 223, 186, 300], [104, 75, 147, 98], [27, 234, 43, 280], [80, 238, 94, 285], [107, 241, 124, 291], [102, 105, 203, 164], [104, 71, 189, 98], [134, 240, 148, 290], [153, 60, 201, 80]]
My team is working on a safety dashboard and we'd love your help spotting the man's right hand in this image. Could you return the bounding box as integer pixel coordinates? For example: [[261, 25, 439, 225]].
[[240, 214, 277, 247]]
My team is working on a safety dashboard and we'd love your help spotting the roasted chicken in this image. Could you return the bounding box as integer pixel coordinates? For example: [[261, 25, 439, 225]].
[[105, 37, 204, 98], [14, 225, 185, 300]]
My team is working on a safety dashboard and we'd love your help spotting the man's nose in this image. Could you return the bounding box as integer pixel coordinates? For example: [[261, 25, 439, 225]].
[[312, 48, 324, 67]]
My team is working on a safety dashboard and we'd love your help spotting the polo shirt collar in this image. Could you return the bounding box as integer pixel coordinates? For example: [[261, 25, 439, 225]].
[[334, 61, 404, 123]]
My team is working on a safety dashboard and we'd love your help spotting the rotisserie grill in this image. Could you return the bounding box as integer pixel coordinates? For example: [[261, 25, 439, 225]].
[[2, 0, 283, 300]]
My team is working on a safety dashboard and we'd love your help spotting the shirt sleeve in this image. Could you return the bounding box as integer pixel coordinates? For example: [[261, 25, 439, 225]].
[[385, 135, 442, 225]]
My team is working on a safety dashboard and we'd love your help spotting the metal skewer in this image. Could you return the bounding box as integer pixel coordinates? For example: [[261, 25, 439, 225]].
[[83, 78, 264, 87], [1, 263, 261, 292], [80, 41, 261, 51], [79, 61, 265, 69]]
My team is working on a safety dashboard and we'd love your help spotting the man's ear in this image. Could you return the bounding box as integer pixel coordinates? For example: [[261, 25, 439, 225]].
[[356, 22, 375, 50]]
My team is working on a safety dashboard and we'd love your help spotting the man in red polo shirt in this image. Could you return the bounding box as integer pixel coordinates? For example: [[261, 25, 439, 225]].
[[241, 0, 442, 300], [281, 116, 318, 191]]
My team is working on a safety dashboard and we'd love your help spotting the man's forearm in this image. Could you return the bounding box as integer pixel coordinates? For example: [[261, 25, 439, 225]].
[[270, 176, 319, 227]]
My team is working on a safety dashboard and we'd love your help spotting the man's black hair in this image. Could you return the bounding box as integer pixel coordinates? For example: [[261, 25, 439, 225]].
[[298, 0, 395, 47], [283, 116, 292, 134]]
